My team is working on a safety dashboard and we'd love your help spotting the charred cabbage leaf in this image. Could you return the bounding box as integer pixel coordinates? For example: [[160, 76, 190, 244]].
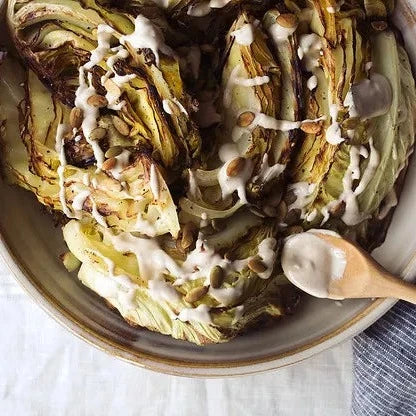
[[7, 0, 201, 171], [1, 59, 180, 237], [180, 10, 302, 228]]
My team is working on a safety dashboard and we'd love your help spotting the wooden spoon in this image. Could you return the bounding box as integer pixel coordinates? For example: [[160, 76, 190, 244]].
[[282, 231, 416, 303]]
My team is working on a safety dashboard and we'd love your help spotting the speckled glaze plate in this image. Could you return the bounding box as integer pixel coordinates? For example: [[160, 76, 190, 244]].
[[1, 1, 416, 377]]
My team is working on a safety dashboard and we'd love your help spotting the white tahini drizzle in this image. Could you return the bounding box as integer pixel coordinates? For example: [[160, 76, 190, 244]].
[[217, 152, 253, 204], [282, 231, 346, 298], [326, 103, 344, 145], [72, 190, 91, 212], [162, 98, 188, 115], [217, 143, 254, 204], [200, 212, 209, 228], [74, 69, 105, 168], [321, 139, 380, 226], [231, 113, 325, 143], [148, 279, 180, 303], [177, 304, 212, 323], [83, 24, 135, 112], [344, 90, 358, 118], [149, 164, 160, 200], [111, 232, 182, 281], [74, 24, 127, 169], [256, 238, 278, 279], [209, 283, 243, 306], [288, 182, 316, 218], [268, 19, 298, 44], [306, 208, 318, 222], [377, 189, 398, 220], [102, 47, 136, 111], [223, 65, 270, 108], [134, 214, 158, 237], [298, 34, 323, 72], [187, 0, 231, 16], [84, 256, 139, 312], [232, 304, 244, 324], [353, 139, 380, 195], [91, 225, 278, 314], [83, 244, 178, 314], [231, 23, 255, 46], [307, 75, 318, 91], [108, 149, 130, 181], [84, 25, 114, 70], [341, 139, 379, 225], [108, 228, 277, 286], [253, 154, 285, 184], [120, 15, 173, 67], [91, 199, 107, 227]]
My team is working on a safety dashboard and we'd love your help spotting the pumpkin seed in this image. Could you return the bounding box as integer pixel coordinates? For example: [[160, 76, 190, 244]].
[[276, 13, 298, 28], [226, 157, 246, 177], [210, 266, 224, 289], [89, 127, 107, 141], [181, 222, 196, 250], [102, 157, 116, 171], [300, 121, 321, 134], [112, 115, 130, 136], [104, 78, 121, 98], [105, 146, 123, 159], [87, 94, 108, 108], [237, 111, 255, 127], [69, 107, 83, 129], [185, 286, 208, 303], [248, 256, 267, 274]]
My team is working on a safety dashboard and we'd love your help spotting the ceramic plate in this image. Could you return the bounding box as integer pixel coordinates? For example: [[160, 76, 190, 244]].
[[1, 0, 416, 377]]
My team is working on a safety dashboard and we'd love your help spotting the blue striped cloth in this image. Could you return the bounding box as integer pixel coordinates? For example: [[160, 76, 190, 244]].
[[352, 301, 416, 416]]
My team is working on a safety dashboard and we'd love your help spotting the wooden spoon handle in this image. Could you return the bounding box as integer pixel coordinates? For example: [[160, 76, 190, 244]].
[[369, 273, 416, 304]]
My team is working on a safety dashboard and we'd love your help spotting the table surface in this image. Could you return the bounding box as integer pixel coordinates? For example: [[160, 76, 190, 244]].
[[0, 259, 353, 416]]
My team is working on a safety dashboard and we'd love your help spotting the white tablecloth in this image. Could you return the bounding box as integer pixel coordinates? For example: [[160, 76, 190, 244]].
[[0, 259, 353, 416]]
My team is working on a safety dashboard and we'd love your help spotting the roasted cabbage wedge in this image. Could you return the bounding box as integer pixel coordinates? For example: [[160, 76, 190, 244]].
[[7, 0, 202, 172], [1, 0, 415, 345], [62, 219, 297, 344], [1, 57, 180, 237], [287, 3, 416, 248]]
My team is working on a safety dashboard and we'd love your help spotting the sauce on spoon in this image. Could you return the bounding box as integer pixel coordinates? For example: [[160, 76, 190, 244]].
[[281, 231, 346, 298], [282, 231, 416, 304]]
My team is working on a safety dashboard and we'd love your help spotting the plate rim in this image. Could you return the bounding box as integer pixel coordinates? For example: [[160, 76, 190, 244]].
[[1, 0, 416, 378]]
